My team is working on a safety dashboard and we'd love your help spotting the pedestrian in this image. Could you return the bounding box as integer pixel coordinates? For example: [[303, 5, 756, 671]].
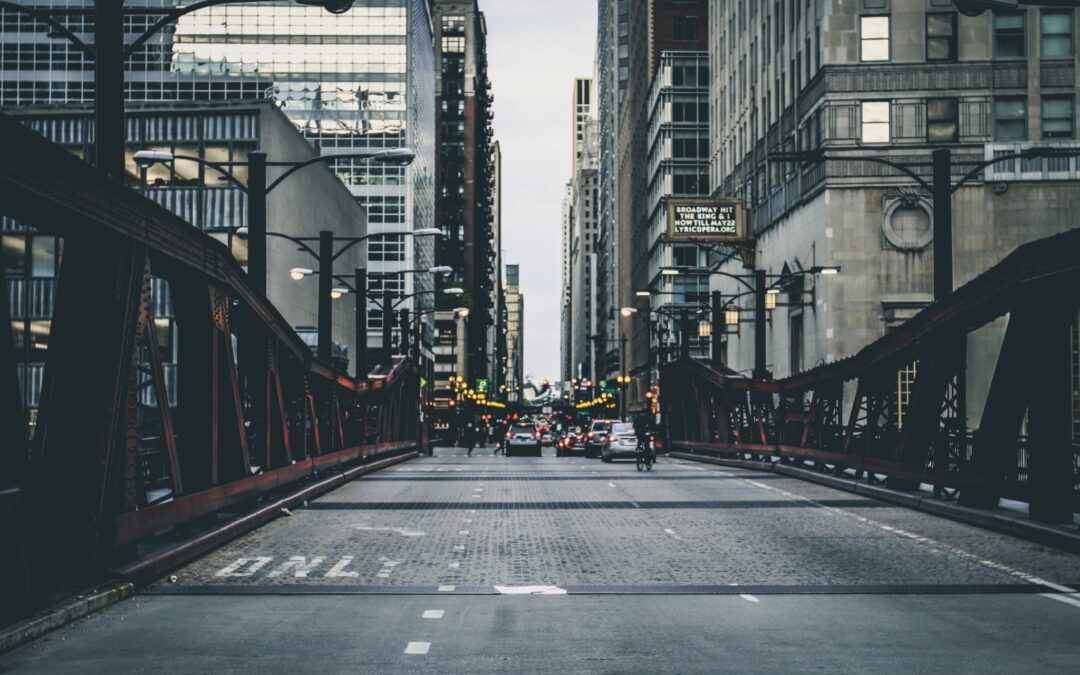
[[464, 421, 477, 457]]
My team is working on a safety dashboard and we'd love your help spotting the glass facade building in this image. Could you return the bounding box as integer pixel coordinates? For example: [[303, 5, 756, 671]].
[[0, 0, 436, 360]]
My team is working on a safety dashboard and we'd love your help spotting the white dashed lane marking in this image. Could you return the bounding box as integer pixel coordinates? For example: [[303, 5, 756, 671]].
[[663, 528, 684, 541], [422, 610, 445, 619], [740, 594, 760, 604], [404, 642, 431, 655]]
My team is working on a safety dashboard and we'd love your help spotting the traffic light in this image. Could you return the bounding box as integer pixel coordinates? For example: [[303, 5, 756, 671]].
[[952, 0, 1017, 16]]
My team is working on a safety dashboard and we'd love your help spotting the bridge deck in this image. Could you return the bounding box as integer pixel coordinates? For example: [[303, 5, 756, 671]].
[[4, 449, 1079, 672]]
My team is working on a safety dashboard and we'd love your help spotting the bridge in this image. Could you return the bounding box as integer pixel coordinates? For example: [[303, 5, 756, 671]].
[[2, 110, 1080, 669]]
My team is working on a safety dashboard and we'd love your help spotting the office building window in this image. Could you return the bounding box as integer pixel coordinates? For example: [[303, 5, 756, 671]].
[[674, 16, 698, 42], [1042, 96, 1075, 139], [993, 12, 1025, 58], [672, 244, 703, 268], [1041, 11, 1074, 58], [994, 97, 1027, 140], [927, 98, 959, 142], [440, 15, 465, 34], [860, 15, 890, 62], [861, 101, 890, 143], [926, 13, 957, 61], [441, 36, 464, 53]]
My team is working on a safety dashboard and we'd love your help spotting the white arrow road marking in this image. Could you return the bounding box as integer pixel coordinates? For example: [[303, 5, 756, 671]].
[[664, 528, 683, 541]]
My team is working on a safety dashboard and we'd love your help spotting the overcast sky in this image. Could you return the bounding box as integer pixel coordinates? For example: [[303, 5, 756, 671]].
[[483, 1, 597, 383]]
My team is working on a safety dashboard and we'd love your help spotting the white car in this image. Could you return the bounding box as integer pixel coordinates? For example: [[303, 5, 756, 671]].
[[601, 422, 643, 462], [504, 423, 542, 457]]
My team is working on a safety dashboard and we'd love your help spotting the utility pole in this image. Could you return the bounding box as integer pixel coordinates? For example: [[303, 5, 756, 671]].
[[932, 148, 953, 302], [711, 290, 724, 368], [355, 267, 367, 377], [247, 151, 268, 295], [753, 269, 767, 379], [382, 289, 393, 366], [317, 230, 333, 362]]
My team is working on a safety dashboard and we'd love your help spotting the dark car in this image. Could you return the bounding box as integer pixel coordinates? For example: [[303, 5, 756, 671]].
[[584, 419, 614, 458], [503, 423, 542, 457], [556, 427, 585, 457]]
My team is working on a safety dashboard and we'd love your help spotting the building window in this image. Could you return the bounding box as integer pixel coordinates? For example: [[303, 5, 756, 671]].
[[927, 98, 959, 143], [441, 36, 465, 53], [674, 16, 698, 42], [368, 234, 405, 262], [860, 15, 890, 62], [861, 101, 890, 143], [672, 244, 702, 268], [926, 13, 957, 61], [441, 15, 465, 35], [1041, 11, 1074, 58], [993, 97, 1027, 140], [993, 12, 1025, 58], [1042, 96, 1075, 139]]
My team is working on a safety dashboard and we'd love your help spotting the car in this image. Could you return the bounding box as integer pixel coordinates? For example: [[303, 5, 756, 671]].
[[556, 427, 585, 457], [503, 422, 542, 457], [583, 419, 615, 458], [601, 422, 643, 462], [538, 426, 554, 446]]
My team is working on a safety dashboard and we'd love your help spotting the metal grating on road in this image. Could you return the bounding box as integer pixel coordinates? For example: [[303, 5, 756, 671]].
[[303, 499, 886, 510], [361, 474, 782, 482], [142, 583, 1062, 596]]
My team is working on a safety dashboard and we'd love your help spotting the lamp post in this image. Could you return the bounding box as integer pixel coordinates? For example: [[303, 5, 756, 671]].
[[257, 228, 442, 370], [134, 148, 417, 295]]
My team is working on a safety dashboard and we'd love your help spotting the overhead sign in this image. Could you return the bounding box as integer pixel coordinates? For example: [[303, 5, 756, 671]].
[[666, 199, 750, 241]]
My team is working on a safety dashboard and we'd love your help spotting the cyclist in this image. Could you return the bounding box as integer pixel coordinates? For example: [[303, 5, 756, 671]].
[[632, 409, 656, 465]]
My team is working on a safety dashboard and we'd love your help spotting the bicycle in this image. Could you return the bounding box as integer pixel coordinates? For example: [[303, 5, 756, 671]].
[[635, 435, 655, 472]]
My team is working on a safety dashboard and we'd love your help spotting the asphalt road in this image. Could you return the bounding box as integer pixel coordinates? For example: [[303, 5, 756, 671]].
[[4, 447, 1079, 673]]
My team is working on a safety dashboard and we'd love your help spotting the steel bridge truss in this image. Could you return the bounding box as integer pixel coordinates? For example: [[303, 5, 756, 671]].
[[0, 113, 420, 624], [663, 227, 1080, 525]]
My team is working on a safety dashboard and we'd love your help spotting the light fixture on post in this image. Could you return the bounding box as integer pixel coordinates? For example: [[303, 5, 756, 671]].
[[619, 307, 637, 318], [698, 320, 712, 338], [725, 308, 740, 326], [330, 287, 349, 300], [289, 267, 314, 281], [660, 268, 680, 276], [814, 265, 841, 276], [635, 290, 652, 297], [765, 288, 778, 310]]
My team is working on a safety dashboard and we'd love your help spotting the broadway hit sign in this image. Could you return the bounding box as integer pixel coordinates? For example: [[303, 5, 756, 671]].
[[666, 199, 750, 241]]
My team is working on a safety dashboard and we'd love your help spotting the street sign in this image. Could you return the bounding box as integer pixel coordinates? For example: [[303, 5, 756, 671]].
[[476, 378, 489, 393], [542, 406, 552, 414], [666, 199, 750, 241]]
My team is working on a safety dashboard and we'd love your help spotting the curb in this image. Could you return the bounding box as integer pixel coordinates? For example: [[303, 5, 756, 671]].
[[114, 451, 419, 586], [670, 451, 1080, 554], [0, 581, 134, 654], [1, 451, 417, 654]]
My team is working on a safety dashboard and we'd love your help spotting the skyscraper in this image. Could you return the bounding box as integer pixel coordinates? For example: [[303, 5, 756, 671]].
[[432, 0, 499, 385]]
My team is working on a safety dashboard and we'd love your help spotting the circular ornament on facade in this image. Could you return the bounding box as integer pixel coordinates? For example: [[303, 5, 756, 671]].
[[882, 196, 933, 250]]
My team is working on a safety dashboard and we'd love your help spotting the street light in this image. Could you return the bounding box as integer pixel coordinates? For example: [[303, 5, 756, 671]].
[[133, 149, 417, 296], [289, 267, 314, 281], [660, 268, 680, 276], [620, 307, 637, 317]]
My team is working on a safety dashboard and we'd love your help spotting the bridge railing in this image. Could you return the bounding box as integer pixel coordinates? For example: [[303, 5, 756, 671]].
[[662, 227, 1080, 524], [0, 112, 421, 624]]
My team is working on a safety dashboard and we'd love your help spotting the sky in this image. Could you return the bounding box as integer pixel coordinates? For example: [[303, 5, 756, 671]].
[[483, 1, 598, 383]]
